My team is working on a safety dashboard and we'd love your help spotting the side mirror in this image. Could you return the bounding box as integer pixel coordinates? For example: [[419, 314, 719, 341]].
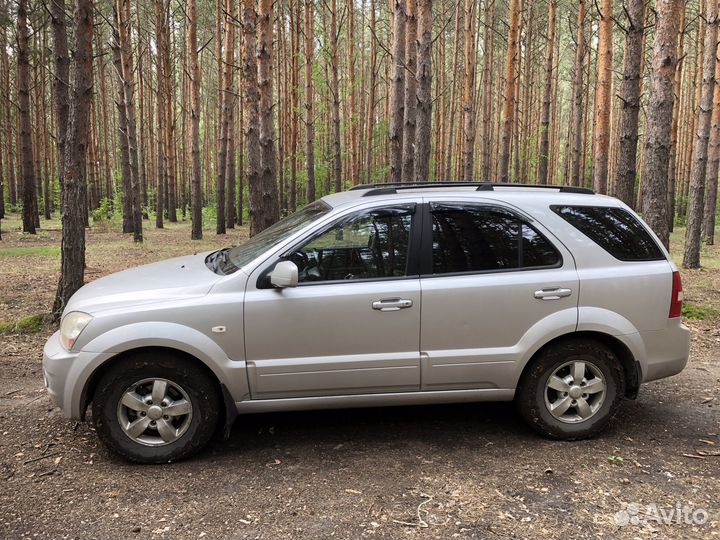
[[270, 260, 299, 288]]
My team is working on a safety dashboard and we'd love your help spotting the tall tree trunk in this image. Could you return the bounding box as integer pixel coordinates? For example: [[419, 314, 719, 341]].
[[163, 10, 177, 223], [702, 44, 720, 245], [364, 0, 377, 184], [18, 0, 37, 234], [53, 0, 94, 316], [569, 0, 586, 186], [497, 0, 520, 183], [537, 0, 556, 184], [480, 0, 495, 181], [668, 2, 686, 231], [592, 0, 613, 194], [188, 0, 202, 239], [460, 0, 477, 181], [683, 0, 719, 268], [401, 0, 417, 182], [50, 0, 70, 196], [155, 0, 166, 229], [116, 0, 142, 242], [329, 0, 341, 191], [389, 0, 406, 183], [110, 22, 133, 234], [641, 0, 680, 248], [304, 0, 316, 200], [414, 0, 431, 182], [614, 0, 645, 206], [216, 0, 234, 235]]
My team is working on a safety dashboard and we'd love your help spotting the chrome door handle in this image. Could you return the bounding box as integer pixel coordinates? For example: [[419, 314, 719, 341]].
[[534, 288, 572, 300], [372, 298, 414, 311]]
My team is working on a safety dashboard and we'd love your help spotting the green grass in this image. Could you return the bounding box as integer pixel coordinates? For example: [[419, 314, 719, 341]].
[[0, 313, 48, 335], [681, 303, 720, 320], [0, 246, 61, 258]]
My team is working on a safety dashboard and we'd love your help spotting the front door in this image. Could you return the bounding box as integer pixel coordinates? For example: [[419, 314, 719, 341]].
[[419, 200, 579, 391], [244, 204, 422, 399]]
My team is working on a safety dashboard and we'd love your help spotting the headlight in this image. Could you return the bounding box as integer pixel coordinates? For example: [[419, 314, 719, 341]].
[[60, 312, 93, 351]]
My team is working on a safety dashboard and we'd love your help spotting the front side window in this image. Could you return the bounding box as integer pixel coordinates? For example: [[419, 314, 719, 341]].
[[287, 205, 415, 283], [431, 203, 560, 274]]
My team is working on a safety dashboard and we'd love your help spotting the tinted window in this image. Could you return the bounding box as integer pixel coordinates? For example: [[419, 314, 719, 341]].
[[289, 205, 414, 282], [431, 204, 560, 274], [551, 205, 665, 261]]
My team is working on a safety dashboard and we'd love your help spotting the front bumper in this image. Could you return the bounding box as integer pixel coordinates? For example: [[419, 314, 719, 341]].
[[42, 330, 113, 419]]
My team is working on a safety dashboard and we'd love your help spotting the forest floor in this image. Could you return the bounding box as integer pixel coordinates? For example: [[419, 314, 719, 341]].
[[0, 211, 719, 540]]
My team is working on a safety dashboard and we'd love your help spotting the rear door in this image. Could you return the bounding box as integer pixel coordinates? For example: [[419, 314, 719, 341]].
[[419, 200, 579, 391]]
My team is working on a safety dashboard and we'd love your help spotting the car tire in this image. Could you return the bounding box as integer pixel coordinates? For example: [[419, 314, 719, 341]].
[[516, 338, 625, 440], [92, 352, 220, 463]]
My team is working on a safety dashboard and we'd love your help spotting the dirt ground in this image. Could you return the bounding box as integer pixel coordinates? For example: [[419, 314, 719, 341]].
[[1, 213, 719, 539]]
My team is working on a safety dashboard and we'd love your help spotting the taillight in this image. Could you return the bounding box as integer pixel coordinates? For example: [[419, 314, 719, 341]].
[[669, 271, 683, 318]]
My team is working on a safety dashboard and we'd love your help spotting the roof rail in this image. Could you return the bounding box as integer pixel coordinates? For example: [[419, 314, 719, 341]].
[[350, 181, 595, 197]]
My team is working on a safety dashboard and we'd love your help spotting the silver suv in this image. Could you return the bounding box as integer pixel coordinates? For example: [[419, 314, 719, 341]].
[[43, 183, 690, 463]]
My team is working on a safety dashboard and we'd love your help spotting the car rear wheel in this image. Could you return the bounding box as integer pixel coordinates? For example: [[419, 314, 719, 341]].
[[516, 339, 625, 440], [92, 352, 220, 463]]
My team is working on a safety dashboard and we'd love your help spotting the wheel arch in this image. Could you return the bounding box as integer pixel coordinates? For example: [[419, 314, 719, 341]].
[[79, 346, 238, 436], [518, 331, 641, 399]]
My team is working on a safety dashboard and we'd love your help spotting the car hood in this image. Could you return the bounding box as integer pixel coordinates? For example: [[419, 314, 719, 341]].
[[63, 252, 222, 315]]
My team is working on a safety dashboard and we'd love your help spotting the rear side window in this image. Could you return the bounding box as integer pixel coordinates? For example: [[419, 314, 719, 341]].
[[551, 205, 665, 261], [430, 203, 560, 274]]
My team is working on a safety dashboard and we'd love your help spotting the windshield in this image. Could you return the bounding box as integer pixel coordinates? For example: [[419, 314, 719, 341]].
[[209, 200, 332, 275]]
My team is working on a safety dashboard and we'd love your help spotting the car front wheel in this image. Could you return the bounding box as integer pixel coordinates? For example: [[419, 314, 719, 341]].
[[92, 352, 220, 463], [516, 339, 625, 440]]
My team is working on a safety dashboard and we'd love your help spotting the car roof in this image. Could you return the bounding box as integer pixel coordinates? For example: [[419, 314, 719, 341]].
[[321, 183, 622, 212]]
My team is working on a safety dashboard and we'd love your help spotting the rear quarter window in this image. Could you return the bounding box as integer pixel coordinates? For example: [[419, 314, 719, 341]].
[[551, 205, 665, 261]]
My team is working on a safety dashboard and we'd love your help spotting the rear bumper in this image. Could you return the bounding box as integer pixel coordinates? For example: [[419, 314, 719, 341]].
[[639, 318, 691, 383]]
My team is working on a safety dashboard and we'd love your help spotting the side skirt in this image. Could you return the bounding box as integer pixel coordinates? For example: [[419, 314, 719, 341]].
[[234, 388, 516, 415]]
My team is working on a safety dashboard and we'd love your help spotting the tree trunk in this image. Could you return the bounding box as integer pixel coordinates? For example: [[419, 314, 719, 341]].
[[460, 0, 477, 181], [155, 0, 166, 229], [246, 0, 270, 235], [400, 0, 417, 182], [683, 0, 719, 268], [50, 0, 70, 197], [414, 0, 431, 182], [614, 0, 645, 206], [389, 0, 406, 183], [668, 2, 686, 231], [641, 0, 681, 248], [53, 0, 94, 316], [569, 0, 586, 187], [497, 0, 520, 183], [537, 0, 556, 184], [702, 43, 720, 245], [187, 0, 202, 239], [216, 0, 234, 235], [110, 21, 133, 234], [592, 0, 613, 194], [329, 0, 341, 191], [18, 0, 37, 234], [304, 0, 316, 200], [364, 0, 377, 184], [116, 0, 142, 242]]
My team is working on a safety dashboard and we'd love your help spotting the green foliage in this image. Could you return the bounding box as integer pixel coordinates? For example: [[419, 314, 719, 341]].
[[92, 197, 115, 223], [608, 455, 624, 465], [0, 314, 48, 335], [682, 303, 720, 320], [0, 246, 60, 257]]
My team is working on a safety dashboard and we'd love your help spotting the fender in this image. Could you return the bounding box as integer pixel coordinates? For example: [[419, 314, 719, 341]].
[[80, 322, 250, 405]]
